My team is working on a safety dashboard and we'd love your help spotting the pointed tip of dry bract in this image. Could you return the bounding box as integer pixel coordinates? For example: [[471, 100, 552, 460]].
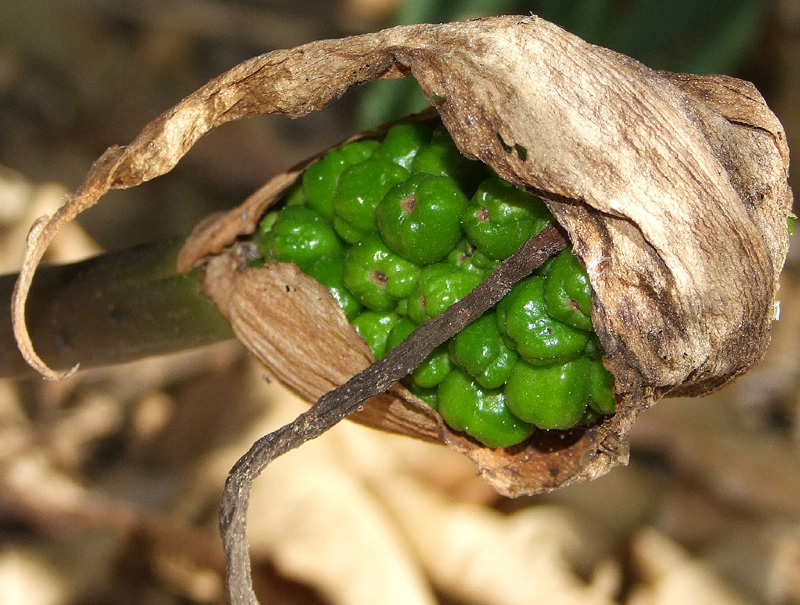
[[10, 145, 137, 380], [11, 211, 77, 381]]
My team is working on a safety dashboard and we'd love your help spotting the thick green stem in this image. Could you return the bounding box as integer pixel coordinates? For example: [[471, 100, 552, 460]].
[[1, 240, 234, 379]]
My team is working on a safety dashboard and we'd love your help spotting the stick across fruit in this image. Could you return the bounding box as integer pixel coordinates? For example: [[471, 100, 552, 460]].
[[252, 121, 616, 448]]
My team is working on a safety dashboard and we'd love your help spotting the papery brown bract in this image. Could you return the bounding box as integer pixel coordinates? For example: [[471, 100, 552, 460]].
[[13, 15, 791, 495]]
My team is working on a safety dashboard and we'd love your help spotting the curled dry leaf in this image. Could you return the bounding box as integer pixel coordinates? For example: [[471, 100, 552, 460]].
[[12, 16, 792, 495]]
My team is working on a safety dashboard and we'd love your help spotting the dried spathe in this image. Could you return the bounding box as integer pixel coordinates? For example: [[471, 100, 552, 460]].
[[11, 11, 791, 511]]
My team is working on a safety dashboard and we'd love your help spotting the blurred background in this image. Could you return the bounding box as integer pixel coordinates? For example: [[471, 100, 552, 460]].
[[0, 1, 799, 603]]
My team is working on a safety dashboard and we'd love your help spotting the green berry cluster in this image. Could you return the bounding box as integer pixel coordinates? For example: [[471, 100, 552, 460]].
[[254, 122, 615, 448]]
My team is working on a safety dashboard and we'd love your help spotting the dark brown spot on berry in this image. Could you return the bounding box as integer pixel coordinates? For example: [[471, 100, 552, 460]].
[[478, 207, 490, 222], [371, 270, 388, 286], [402, 195, 417, 213]]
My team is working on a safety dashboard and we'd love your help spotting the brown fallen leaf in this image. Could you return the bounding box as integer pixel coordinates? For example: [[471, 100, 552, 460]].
[[243, 391, 439, 605], [629, 394, 800, 520], [628, 528, 752, 605], [372, 473, 617, 605]]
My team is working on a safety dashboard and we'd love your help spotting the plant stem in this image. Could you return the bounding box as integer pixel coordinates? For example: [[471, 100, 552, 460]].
[[0, 240, 234, 379]]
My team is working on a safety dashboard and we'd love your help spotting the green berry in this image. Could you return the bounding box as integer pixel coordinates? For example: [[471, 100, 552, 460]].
[[446, 240, 500, 276], [258, 206, 343, 268], [387, 318, 453, 388], [496, 276, 589, 364], [405, 382, 439, 409], [585, 334, 603, 360], [385, 316, 417, 348], [351, 310, 400, 359], [462, 176, 551, 260], [588, 359, 616, 415], [407, 263, 483, 324], [543, 248, 593, 331], [505, 357, 591, 429], [284, 182, 307, 206], [411, 128, 485, 194], [437, 369, 534, 448], [373, 122, 434, 169], [410, 346, 452, 389], [535, 253, 558, 276], [331, 216, 366, 245], [303, 253, 363, 321], [376, 173, 469, 265], [343, 234, 420, 311], [581, 407, 603, 426], [258, 211, 279, 237], [395, 297, 409, 317], [449, 312, 518, 389], [302, 140, 380, 219], [332, 159, 409, 243]]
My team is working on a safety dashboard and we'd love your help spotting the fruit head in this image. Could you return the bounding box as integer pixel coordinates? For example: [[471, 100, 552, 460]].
[[303, 254, 363, 321], [351, 310, 400, 359], [387, 318, 453, 388], [543, 248, 594, 331], [372, 122, 434, 170], [411, 127, 483, 192], [255, 122, 615, 448], [588, 359, 616, 415], [446, 240, 500, 276], [406, 263, 483, 324]]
